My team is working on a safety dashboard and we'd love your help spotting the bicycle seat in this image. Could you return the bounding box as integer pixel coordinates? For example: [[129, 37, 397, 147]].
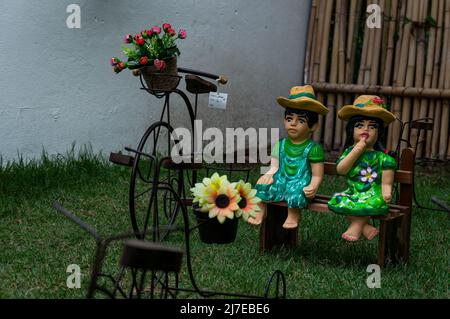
[[185, 74, 217, 94], [120, 240, 183, 273]]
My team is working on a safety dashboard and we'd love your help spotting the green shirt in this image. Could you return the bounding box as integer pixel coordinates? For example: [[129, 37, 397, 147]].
[[271, 138, 325, 163]]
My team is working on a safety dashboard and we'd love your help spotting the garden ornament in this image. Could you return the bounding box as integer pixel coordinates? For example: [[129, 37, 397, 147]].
[[328, 95, 397, 242], [248, 85, 329, 229]]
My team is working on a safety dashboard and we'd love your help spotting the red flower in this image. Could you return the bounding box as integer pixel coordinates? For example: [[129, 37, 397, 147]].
[[123, 34, 132, 43], [139, 56, 149, 65], [373, 97, 384, 105], [146, 29, 154, 37], [113, 65, 121, 73], [134, 35, 145, 46], [154, 59, 166, 70], [152, 26, 161, 34], [163, 23, 172, 31], [118, 62, 125, 70], [167, 27, 176, 36], [178, 29, 187, 39]]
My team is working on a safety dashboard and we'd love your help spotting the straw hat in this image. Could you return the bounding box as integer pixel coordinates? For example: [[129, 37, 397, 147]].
[[337, 95, 396, 125], [276, 85, 329, 115]]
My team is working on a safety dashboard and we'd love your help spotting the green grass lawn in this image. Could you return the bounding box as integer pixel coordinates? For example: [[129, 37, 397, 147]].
[[0, 150, 449, 299]]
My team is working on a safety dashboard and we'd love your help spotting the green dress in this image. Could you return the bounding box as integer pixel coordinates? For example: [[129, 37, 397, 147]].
[[328, 147, 397, 216], [256, 138, 325, 208]]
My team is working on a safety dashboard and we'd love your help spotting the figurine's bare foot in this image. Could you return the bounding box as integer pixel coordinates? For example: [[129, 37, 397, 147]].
[[282, 209, 300, 229], [341, 233, 359, 242], [362, 224, 379, 241], [247, 211, 266, 226], [341, 223, 363, 242]]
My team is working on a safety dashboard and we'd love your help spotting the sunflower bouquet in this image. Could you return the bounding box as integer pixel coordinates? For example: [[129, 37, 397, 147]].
[[191, 173, 261, 224]]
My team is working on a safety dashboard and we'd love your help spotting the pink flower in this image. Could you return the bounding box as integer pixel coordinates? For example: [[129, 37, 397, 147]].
[[178, 29, 187, 39], [139, 56, 149, 65], [152, 26, 161, 34], [110, 57, 118, 66], [154, 59, 166, 70], [123, 34, 132, 43], [167, 27, 176, 36], [373, 97, 384, 105], [163, 23, 172, 31], [146, 29, 154, 37]]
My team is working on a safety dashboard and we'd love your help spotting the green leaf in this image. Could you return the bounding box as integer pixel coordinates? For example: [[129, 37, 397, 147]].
[[127, 60, 140, 69], [403, 16, 410, 26], [426, 16, 437, 28]]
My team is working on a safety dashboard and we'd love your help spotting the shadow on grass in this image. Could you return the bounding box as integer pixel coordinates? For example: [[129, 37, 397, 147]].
[[262, 239, 377, 268]]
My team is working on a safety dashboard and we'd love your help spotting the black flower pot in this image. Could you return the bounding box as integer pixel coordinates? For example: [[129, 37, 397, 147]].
[[193, 206, 238, 244]]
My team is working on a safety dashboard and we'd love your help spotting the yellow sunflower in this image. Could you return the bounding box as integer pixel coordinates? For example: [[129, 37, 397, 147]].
[[235, 180, 261, 221], [205, 181, 241, 223], [190, 173, 241, 223], [191, 172, 227, 206]]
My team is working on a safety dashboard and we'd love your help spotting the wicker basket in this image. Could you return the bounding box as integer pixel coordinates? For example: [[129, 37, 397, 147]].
[[141, 57, 180, 91]]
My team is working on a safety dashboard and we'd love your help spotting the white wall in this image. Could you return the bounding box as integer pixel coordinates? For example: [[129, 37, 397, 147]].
[[0, 0, 311, 162]]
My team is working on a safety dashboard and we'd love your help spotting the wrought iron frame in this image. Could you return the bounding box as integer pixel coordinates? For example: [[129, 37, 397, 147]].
[[54, 67, 287, 299]]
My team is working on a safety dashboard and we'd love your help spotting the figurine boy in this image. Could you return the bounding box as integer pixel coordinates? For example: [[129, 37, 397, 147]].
[[248, 85, 329, 228]]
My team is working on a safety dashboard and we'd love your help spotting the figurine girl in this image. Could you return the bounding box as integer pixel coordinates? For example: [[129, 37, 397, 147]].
[[328, 95, 397, 242], [248, 85, 329, 229]]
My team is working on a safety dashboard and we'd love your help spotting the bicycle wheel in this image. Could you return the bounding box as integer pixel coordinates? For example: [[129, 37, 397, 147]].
[[129, 121, 182, 241]]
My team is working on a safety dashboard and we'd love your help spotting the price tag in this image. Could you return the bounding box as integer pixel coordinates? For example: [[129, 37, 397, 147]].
[[208, 92, 228, 110]]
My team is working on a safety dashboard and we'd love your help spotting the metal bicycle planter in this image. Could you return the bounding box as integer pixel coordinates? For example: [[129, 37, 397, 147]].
[[102, 67, 287, 299]]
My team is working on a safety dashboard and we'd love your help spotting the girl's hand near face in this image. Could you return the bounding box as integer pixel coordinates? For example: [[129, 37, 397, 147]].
[[336, 136, 367, 175], [354, 136, 367, 153]]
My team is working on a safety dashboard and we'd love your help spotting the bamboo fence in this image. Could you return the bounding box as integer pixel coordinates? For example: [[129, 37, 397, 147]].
[[304, 0, 450, 161]]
